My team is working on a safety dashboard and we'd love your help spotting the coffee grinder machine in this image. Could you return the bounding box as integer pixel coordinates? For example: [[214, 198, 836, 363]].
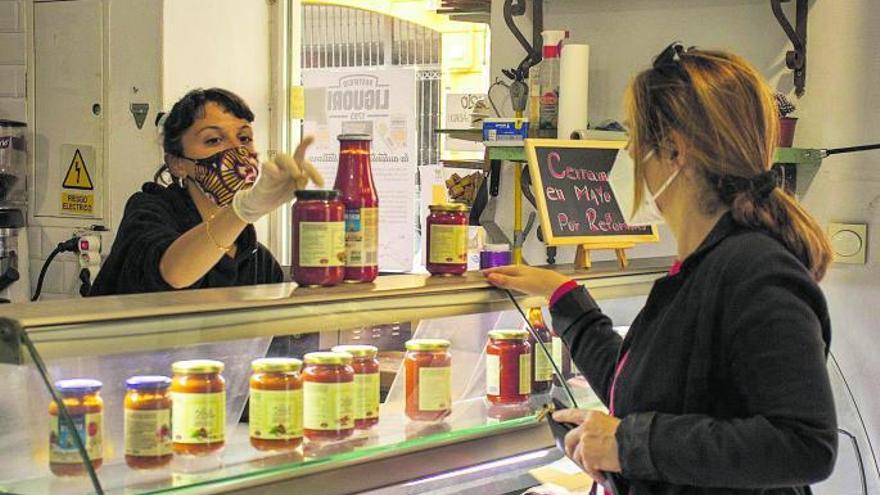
[[0, 119, 31, 303]]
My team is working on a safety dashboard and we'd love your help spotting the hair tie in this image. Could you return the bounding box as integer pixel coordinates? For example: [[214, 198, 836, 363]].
[[714, 170, 778, 204]]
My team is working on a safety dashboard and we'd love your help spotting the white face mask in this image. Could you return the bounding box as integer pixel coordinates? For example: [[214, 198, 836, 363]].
[[627, 150, 681, 226]]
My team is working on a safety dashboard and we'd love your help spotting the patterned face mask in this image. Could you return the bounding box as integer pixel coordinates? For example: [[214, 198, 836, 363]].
[[186, 146, 258, 207]]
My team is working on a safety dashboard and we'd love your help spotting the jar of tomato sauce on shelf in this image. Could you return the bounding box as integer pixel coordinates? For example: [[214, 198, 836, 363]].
[[291, 190, 346, 287], [332, 345, 380, 429], [302, 352, 355, 441], [426, 204, 470, 276], [249, 358, 304, 451], [528, 308, 553, 394], [49, 379, 104, 476], [404, 339, 452, 421], [170, 360, 226, 455], [335, 134, 379, 283], [486, 330, 532, 404], [124, 376, 172, 469]]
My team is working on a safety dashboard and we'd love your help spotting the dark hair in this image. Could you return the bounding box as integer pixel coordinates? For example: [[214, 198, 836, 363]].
[[154, 88, 255, 185]]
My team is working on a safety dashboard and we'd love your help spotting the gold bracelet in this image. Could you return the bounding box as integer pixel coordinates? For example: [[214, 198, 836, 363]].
[[205, 211, 234, 253]]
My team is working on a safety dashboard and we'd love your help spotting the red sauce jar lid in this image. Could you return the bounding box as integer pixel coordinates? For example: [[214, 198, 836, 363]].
[[488, 329, 530, 341], [56, 379, 103, 395], [295, 189, 340, 201]]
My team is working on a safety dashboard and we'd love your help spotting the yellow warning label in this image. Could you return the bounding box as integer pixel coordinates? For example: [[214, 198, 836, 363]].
[[62, 149, 94, 190], [61, 191, 95, 215]]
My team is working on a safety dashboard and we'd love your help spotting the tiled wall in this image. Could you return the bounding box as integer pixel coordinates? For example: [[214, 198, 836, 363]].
[[0, 0, 26, 122]]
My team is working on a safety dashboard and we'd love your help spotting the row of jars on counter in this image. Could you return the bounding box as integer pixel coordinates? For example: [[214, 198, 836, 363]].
[[48, 322, 575, 478], [293, 193, 485, 286]]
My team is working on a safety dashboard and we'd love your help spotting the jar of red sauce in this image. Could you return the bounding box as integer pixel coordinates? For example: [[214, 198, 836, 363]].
[[528, 308, 553, 394], [171, 360, 226, 455], [486, 330, 532, 404], [124, 376, 172, 469], [49, 379, 103, 476], [302, 352, 355, 441], [249, 358, 303, 451], [426, 204, 470, 276], [334, 134, 379, 283], [332, 345, 380, 429], [291, 189, 346, 287], [404, 339, 452, 421]]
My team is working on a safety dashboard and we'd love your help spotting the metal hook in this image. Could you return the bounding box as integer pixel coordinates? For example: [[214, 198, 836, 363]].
[[771, 0, 808, 96]]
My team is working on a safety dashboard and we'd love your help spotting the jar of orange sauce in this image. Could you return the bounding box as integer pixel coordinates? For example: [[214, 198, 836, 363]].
[[124, 376, 172, 469], [302, 352, 355, 441], [404, 339, 452, 421], [332, 345, 380, 429], [171, 360, 226, 455], [249, 358, 304, 451], [49, 379, 104, 476]]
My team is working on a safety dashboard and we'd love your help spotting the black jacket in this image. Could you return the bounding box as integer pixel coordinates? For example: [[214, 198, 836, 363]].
[[90, 182, 283, 296], [550, 213, 837, 494]]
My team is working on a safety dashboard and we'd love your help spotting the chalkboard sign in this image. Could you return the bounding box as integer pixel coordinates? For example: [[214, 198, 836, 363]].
[[525, 139, 658, 246]]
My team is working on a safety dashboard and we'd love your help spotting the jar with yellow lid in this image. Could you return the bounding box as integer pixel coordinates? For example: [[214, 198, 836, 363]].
[[302, 352, 355, 441], [486, 330, 531, 404], [404, 339, 452, 421], [426, 204, 470, 276], [170, 360, 226, 455], [250, 358, 303, 451], [332, 345, 380, 429]]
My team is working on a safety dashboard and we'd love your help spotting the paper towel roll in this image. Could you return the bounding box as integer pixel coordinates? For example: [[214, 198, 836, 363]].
[[559, 44, 590, 140]]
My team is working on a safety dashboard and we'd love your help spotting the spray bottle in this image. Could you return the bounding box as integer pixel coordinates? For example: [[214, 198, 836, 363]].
[[538, 30, 568, 138]]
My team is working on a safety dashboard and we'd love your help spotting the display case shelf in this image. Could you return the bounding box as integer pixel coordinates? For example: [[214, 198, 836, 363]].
[[0, 261, 660, 494], [0, 258, 670, 362]]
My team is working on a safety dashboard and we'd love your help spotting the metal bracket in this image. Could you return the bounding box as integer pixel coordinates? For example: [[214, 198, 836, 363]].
[[771, 0, 808, 97], [0, 317, 22, 365]]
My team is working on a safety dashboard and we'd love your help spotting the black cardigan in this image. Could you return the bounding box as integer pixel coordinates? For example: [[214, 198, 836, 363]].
[[90, 182, 283, 296], [550, 213, 837, 494]]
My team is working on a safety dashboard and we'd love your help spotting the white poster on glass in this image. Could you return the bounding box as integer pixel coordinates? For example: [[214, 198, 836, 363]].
[[303, 67, 418, 273]]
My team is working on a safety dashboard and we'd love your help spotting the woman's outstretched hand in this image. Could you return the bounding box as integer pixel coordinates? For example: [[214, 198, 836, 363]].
[[232, 136, 323, 223], [483, 265, 572, 300]]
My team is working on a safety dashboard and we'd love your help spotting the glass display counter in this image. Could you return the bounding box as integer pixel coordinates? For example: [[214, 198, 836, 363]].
[[0, 258, 670, 495]]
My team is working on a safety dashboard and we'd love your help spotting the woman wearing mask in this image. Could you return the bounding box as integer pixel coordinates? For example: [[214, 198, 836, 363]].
[[91, 88, 320, 295], [486, 44, 837, 493]]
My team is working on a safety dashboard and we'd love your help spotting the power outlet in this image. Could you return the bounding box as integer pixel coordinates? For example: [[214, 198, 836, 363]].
[[828, 223, 867, 264]]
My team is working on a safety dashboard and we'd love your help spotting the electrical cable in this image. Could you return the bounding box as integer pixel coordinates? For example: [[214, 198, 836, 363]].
[[503, 289, 579, 408], [31, 237, 79, 302], [824, 143, 880, 156], [19, 327, 104, 494]]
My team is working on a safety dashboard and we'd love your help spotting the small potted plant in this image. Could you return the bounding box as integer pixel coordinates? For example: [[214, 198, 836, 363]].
[[775, 92, 798, 147]]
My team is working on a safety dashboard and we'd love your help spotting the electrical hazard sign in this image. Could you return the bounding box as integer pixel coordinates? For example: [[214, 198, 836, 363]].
[[62, 149, 94, 190], [59, 145, 99, 217]]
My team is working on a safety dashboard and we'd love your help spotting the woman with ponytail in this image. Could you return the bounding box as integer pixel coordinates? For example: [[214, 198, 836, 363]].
[[485, 43, 836, 494]]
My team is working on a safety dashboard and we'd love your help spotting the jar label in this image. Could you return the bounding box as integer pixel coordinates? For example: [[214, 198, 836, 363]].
[[429, 224, 468, 265], [552, 337, 563, 368], [303, 381, 355, 431], [249, 389, 303, 440], [299, 221, 345, 268], [418, 366, 451, 411], [486, 354, 500, 396], [171, 392, 225, 444], [534, 346, 554, 382], [50, 412, 103, 464], [345, 207, 379, 267], [124, 408, 171, 457], [354, 373, 380, 421], [519, 352, 532, 395]]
